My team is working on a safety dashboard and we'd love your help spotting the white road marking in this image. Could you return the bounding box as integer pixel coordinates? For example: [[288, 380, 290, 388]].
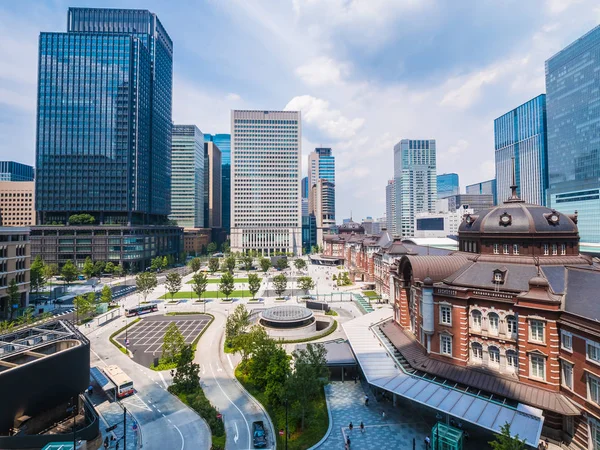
[[158, 371, 169, 389], [227, 354, 234, 371], [90, 348, 108, 367], [209, 362, 250, 448], [234, 422, 239, 443], [217, 365, 223, 372], [174, 424, 185, 450]]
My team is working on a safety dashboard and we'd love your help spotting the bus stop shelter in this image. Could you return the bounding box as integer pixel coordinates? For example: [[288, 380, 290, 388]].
[[90, 366, 116, 401]]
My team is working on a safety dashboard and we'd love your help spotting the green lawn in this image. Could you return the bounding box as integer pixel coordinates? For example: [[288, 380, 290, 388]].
[[159, 290, 252, 299], [236, 367, 328, 449], [363, 290, 380, 299], [186, 278, 254, 284]]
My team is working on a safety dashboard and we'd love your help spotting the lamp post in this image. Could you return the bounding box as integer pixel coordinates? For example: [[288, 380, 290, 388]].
[[285, 398, 289, 450]]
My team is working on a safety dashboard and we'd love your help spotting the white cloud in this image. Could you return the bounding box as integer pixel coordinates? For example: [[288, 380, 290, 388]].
[[546, 0, 582, 14], [284, 95, 365, 139], [295, 57, 349, 86], [226, 93, 242, 101]]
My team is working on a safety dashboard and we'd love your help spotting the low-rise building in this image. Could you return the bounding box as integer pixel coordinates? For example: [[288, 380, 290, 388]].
[[414, 207, 473, 238], [0, 181, 35, 226], [183, 228, 212, 256]]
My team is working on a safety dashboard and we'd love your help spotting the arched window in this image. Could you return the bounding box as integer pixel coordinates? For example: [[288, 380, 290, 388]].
[[471, 342, 483, 361], [488, 312, 499, 335], [489, 346, 500, 365], [471, 310, 482, 331], [506, 315, 517, 337], [506, 350, 518, 370]]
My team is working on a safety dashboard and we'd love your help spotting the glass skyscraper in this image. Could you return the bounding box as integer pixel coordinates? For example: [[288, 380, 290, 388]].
[[466, 179, 497, 205], [205, 134, 231, 232], [308, 148, 335, 186], [394, 139, 437, 237], [0, 162, 34, 181], [170, 125, 204, 228], [436, 173, 459, 199], [307, 148, 336, 239], [36, 7, 173, 225], [546, 25, 600, 242], [494, 94, 548, 206]]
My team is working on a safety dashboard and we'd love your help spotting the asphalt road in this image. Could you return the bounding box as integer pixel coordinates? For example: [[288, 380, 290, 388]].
[[198, 310, 276, 450], [88, 313, 211, 450]]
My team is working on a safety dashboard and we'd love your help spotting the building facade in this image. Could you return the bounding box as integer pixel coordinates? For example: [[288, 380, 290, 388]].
[[394, 139, 437, 237], [0, 162, 34, 182], [0, 182, 35, 226], [414, 207, 473, 238], [446, 194, 494, 213], [0, 227, 30, 320], [466, 179, 497, 205], [230, 110, 302, 255], [546, 25, 600, 243], [386, 179, 397, 236], [170, 125, 204, 228], [183, 228, 212, 256], [495, 94, 548, 206], [311, 179, 335, 245], [204, 142, 222, 229], [308, 147, 335, 187], [436, 173, 459, 199], [205, 134, 231, 233]]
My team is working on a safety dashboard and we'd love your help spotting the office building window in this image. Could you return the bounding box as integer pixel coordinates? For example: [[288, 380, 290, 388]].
[[552, 244, 558, 255], [471, 342, 483, 361], [561, 244, 566, 255], [441, 335, 452, 356], [561, 331, 572, 351], [488, 313, 499, 335], [503, 244, 509, 255], [561, 361, 573, 390], [589, 373, 600, 404], [587, 341, 600, 363], [543, 244, 549, 255], [471, 310, 482, 331], [506, 350, 518, 370], [489, 346, 500, 366], [506, 316, 517, 337], [493, 244, 499, 254], [530, 355, 545, 380], [440, 305, 452, 325], [513, 244, 519, 255], [530, 320, 545, 343]]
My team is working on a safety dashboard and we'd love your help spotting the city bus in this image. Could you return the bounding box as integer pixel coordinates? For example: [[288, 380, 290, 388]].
[[125, 304, 158, 317], [103, 365, 134, 398]]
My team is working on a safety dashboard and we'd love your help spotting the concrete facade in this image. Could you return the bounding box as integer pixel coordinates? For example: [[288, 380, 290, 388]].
[[0, 181, 35, 226], [204, 142, 222, 229], [0, 227, 30, 320]]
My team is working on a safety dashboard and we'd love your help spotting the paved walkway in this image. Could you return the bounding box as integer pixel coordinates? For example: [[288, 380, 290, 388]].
[[316, 381, 494, 450]]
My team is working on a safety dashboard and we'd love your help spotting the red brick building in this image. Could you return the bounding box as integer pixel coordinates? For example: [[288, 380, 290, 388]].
[[384, 189, 600, 448]]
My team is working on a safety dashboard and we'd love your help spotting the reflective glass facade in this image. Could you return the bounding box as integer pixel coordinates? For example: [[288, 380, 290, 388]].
[[170, 125, 204, 228], [205, 134, 231, 232], [494, 94, 547, 206], [436, 173, 459, 199], [36, 8, 173, 224], [0, 162, 34, 182], [466, 179, 497, 205], [546, 25, 600, 242]]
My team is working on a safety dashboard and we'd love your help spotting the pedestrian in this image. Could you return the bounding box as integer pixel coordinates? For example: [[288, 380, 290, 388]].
[[348, 422, 353, 433], [347, 437, 351, 449], [354, 375, 357, 384], [381, 411, 386, 421], [360, 422, 364, 433], [424, 436, 431, 450], [103, 436, 109, 449], [365, 394, 369, 406]]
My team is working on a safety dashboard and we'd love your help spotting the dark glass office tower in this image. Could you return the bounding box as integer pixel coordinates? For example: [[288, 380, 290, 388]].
[[205, 134, 230, 233], [36, 8, 173, 225], [33, 8, 180, 270]]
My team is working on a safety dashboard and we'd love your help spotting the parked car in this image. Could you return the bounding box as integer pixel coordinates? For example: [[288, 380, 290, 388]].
[[252, 421, 267, 448]]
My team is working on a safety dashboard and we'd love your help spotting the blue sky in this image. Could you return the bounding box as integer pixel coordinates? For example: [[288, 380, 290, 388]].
[[1, 0, 599, 221]]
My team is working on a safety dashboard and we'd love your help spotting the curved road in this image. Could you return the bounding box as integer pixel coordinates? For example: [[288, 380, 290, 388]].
[[198, 309, 276, 449]]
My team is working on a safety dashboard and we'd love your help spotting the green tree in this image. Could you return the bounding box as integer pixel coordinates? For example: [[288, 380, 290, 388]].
[[221, 240, 230, 253], [162, 322, 185, 363], [191, 272, 209, 308], [489, 423, 526, 450], [275, 257, 288, 271], [136, 271, 158, 303], [273, 273, 288, 298], [208, 257, 220, 273], [82, 257, 94, 279], [241, 255, 253, 271], [224, 255, 236, 273], [60, 260, 79, 291], [286, 343, 329, 430], [162, 256, 169, 269], [150, 257, 162, 272], [43, 263, 59, 280], [68, 213, 95, 225], [207, 242, 218, 254], [189, 257, 201, 273], [165, 272, 182, 301], [264, 345, 291, 405], [104, 262, 115, 274], [297, 276, 315, 295], [113, 263, 124, 278], [30, 255, 46, 294], [73, 294, 93, 323], [172, 344, 200, 393], [246, 327, 277, 387], [93, 260, 105, 277], [248, 273, 261, 299], [294, 258, 306, 271], [7, 279, 20, 320], [219, 272, 235, 300], [259, 257, 272, 273], [100, 285, 112, 303]]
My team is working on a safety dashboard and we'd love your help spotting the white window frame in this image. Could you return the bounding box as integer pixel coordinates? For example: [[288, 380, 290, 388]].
[[506, 350, 518, 370], [552, 244, 558, 255], [561, 331, 573, 352], [440, 335, 452, 356], [590, 417, 600, 450], [561, 244, 566, 255], [506, 316, 517, 336], [493, 272, 503, 283], [493, 244, 499, 254], [488, 346, 500, 366], [529, 320, 545, 343], [471, 310, 482, 331], [543, 244, 549, 256], [513, 244, 519, 255], [471, 342, 483, 361], [440, 305, 452, 326], [587, 341, 600, 363], [561, 360, 573, 390], [488, 313, 499, 335], [530, 354, 546, 380], [588, 373, 600, 405], [503, 244, 509, 255]]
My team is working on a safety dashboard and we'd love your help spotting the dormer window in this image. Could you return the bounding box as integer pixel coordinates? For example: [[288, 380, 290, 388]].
[[493, 268, 507, 284], [499, 212, 512, 226]]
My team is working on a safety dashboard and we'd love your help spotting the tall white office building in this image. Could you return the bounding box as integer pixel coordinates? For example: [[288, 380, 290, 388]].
[[230, 110, 302, 255], [393, 139, 437, 237], [385, 179, 396, 235]]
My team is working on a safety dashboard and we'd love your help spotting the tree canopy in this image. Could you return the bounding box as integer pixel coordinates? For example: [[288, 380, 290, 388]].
[[208, 257, 220, 273], [219, 272, 235, 299], [165, 272, 182, 301], [136, 271, 158, 303], [489, 423, 526, 450], [297, 276, 315, 294], [294, 259, 307, 270], [273, 273, 288, 297], [60, 260, 79, 288], [162, 322, 185, 363], [30, 256, 46, 294], [189, 257, 201, 273], [259, 257, 272, 273], [191, 272, 208, 302], [248, 273, 261, 299], [68, 213, 95, 225]]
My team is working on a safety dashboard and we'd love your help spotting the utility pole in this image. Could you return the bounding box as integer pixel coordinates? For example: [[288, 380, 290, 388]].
[[123, 406, 127, 450]]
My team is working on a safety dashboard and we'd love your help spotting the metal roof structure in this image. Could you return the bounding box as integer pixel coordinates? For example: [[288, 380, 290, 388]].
[[0, 320, 78, 361], [343, 309, 545, 446]]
